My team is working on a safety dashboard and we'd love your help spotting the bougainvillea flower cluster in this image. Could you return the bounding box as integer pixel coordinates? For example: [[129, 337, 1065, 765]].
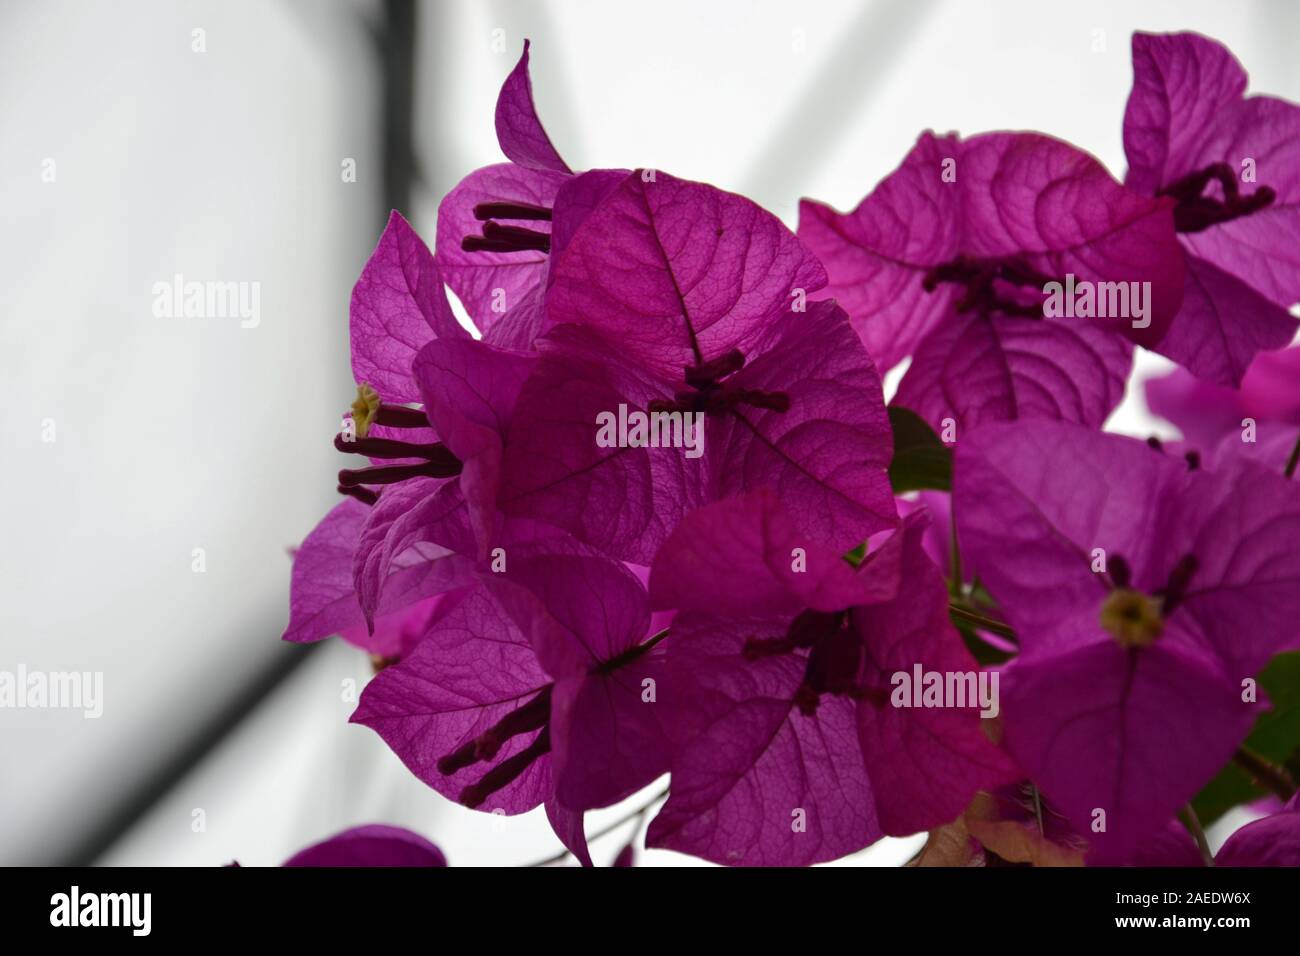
[[284, 32, 1300, 866]]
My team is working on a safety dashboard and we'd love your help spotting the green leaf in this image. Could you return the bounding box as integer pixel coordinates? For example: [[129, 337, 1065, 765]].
[[1191, 651, 1300, 825], [888, 405, 952, 493], [843, 541, 868, 569]]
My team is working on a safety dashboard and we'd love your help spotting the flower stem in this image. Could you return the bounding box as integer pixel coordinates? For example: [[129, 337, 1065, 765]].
[[524, 786, 670, 867], [599, 627, 669, 673], [948, 604, 1017, 641], [949, 518, 964, 599], [1031, 783, 1045, 838], [1285, 433, 1300, 479], [1232, 746, 1297, 801], [1178, 803, 1214, 866]]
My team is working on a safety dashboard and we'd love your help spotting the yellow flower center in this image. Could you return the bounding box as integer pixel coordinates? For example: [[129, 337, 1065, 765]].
[[350, 384, 381, 439], [1099, 588, 1164, 648]]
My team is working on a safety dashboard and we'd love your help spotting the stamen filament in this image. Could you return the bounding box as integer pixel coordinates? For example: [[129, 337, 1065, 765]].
[[727, 388, 790, 412], [462, 221, 551, 254], [1159, 554, 1199, 615], [473, 201, 553, 221], [1161, 162, 1276, 233], [334, 433, 448, 460], [337, 455, 461, 487], [437, 688, 553, 775], [1107, 554, 1132, 590], [460, 728, 552, 809], [685, 349, 746, 388], [922, 254, 1054, 319], [474, 689, 553, 762]]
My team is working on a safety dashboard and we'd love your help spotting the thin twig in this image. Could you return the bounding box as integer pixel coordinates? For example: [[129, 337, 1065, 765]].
[[525, 787, 670, 867], [1233, 747, 1297, 801], [1285, 433, 1300, 479], [949, 516, 964, 599], [948, 604, 1017, 641], [1178, 803, 1214, 867]]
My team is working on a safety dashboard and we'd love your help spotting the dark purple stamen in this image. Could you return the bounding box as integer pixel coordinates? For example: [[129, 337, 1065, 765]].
[[922, 254, 1056, 319], [647, 394, 694, 414], [1158, 554, 1199, 615], [462, 220, 551, 254], [796, 617, 866, 715], [473, 688, 553, 762], [597, 627, 671, 674], [1108, 554, 1132, 590], [684, 349, 747, 389], [337, 457, 461, 487], [1184, 450, 1201, 472], [334, 422, 462, 493], [727, 388, 791, 413], [437, 687, 553, 776], [788, 610, 843, 647], [792, 683, 822, 716], [1159, 162, 1276, 233], [459, 727, 552, 809], [743, 610, 842, 661], [740, 611, 864, 715], [436, 738, 483, 777], [334, 433, 445, 460], [473, 201, 553, 221], [651, 348, 791, 417]]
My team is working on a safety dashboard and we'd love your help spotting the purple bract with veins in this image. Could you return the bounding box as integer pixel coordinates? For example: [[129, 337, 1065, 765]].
[[1123, 31, 1300, 387], [497, 172, 896, 563], [285, 212, 479, 646], [352, 210, 469, 403], [290, 191, 693, 649], [352, 323, 579, 623], [545, 171, 830, 379], [351, 547, 671, 867], [643, 492, 1013, 866], [799, 130, 1188, 433], [955, 420, 1300, 859], [283, 495, 468, 656], [494, 39, 571, 176], [412, 335, 538, 557], [435, 41, 629, 350]]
